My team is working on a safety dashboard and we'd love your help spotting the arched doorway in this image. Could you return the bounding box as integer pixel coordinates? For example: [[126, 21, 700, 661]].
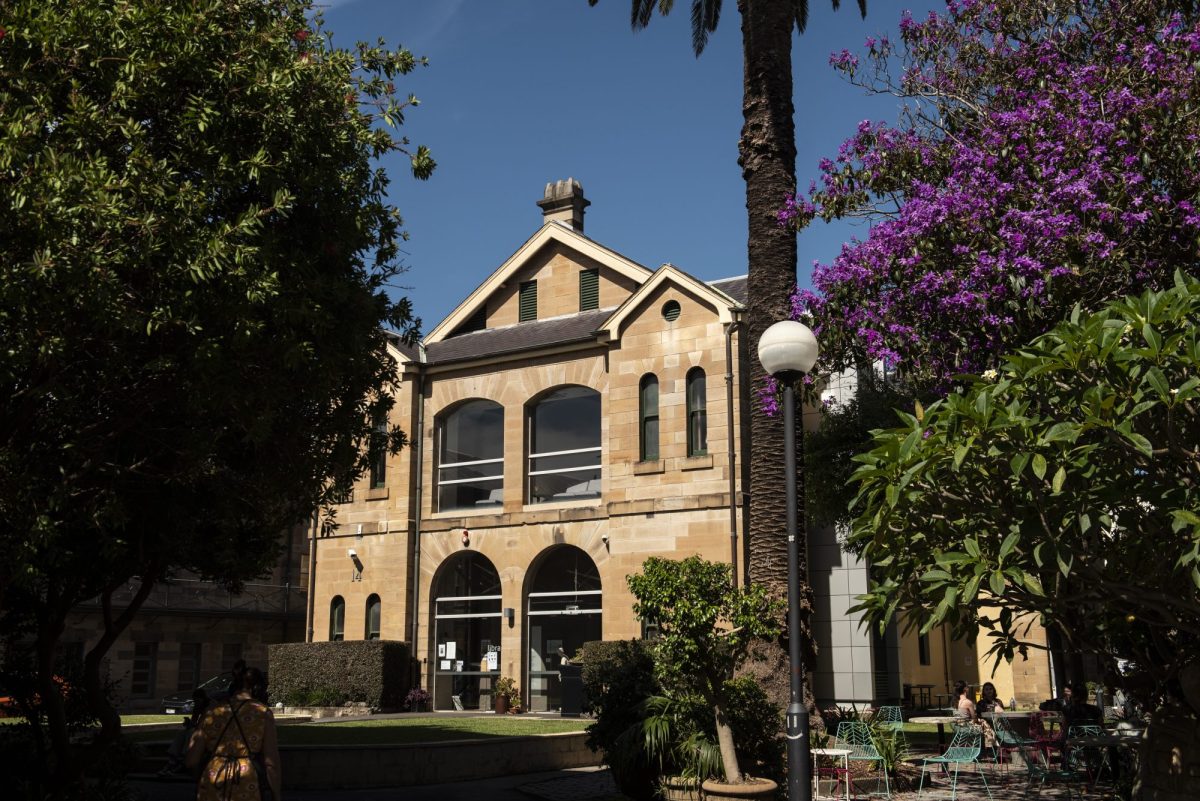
[[431, 552, 502, 711], [525, 546, 602, 712]]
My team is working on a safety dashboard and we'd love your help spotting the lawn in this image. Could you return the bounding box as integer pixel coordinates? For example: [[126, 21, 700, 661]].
[[122, 715, 590, 745]]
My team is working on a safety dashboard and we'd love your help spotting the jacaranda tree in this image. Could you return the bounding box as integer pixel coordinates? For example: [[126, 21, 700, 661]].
[[0, 1, 432, 794], [846, 276, 1200, 798], [782, 0, 1200, 391]]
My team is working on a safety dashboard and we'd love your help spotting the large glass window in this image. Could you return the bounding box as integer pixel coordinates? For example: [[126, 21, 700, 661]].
[[432, 553, 502, 711], [365, 595, 381, 640], [526, 547, 602, 713], [329, 596, 345, 641], [438, 400, 504, 511], [528, 387, 601, 503], [686, 368, 708, 456], [639, 374, 659, 461]]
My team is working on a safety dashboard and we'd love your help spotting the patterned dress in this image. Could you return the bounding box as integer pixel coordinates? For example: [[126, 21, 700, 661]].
[[196, 698, 272, 801]]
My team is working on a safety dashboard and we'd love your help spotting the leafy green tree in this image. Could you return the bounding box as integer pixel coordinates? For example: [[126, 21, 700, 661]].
[[846, 277, 1200, 750], [627, 556, 783, 785], [586, 0, 866, 597], [0, 0, 432, 792]]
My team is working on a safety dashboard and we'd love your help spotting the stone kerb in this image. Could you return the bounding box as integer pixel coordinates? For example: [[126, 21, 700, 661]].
[[282, 703, 371, 720], [280, 731, 598, 790]]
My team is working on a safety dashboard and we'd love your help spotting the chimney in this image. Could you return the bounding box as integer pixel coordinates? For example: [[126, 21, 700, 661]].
[[537, 178, 590, 232]]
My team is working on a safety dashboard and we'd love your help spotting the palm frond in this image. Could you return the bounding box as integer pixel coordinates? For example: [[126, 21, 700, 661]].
[[793, 0, 810, 34], [690, 0, 721, 57]]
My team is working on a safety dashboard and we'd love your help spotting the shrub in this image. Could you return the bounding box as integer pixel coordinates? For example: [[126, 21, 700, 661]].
[[405, 687, 430, 711], [268, 640, 409, 711], [579, 639, 659, 801]]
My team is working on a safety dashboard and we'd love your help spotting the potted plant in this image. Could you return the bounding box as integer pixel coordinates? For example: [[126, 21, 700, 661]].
[[493, 676, 521, 714], [627, 556, 783, 800], [405, 686, 430, 713]]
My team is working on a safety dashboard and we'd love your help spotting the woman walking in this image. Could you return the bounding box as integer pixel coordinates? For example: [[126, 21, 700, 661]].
[[186, 666, 281, 800]]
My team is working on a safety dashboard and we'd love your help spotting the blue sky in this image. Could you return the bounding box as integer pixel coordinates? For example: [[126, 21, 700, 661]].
[[320, 1, 943, 330]]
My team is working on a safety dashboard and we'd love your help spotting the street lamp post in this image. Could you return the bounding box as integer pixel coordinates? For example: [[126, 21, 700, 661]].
[[758, 320, 819, 801]]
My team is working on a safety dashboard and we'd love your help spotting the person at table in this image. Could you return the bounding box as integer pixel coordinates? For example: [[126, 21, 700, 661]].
[[953, 680, 997, 747], [1063, 681, 1103, 728], [977, 681, 1007, 715]]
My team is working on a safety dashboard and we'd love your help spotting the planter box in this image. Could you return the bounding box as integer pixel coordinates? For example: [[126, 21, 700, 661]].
[[283, 703, 371, 720]]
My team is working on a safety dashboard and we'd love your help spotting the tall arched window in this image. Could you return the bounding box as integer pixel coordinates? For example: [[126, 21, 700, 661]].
[[528, 386, 601, 503], [686, 368, 707, 456], [437, 400, 504, 511], [369, 407, 388, 488], [639, 374, 659, 461], [329, 596, 345, 641], [365, 594, 381, 640]]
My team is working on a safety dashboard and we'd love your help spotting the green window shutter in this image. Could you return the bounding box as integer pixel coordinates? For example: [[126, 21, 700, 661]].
[[579, 269, 599, 311], [519, 280, 537, 322]]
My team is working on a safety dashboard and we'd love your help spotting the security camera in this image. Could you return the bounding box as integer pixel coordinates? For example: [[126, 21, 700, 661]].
[[601, 533, 609, 545], [348, 548, 358, 559]]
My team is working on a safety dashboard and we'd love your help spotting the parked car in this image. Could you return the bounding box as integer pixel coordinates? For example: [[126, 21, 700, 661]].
[[160, 673, 231, 715]]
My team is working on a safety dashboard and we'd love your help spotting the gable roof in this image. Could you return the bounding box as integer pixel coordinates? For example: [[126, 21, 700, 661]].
[[708, 274, 747, 304], [597, 263, 743, 340], [425, 222, 654, 345]]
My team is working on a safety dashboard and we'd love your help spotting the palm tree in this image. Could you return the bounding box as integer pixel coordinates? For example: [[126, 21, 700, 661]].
[[589, 0, 865, 619]]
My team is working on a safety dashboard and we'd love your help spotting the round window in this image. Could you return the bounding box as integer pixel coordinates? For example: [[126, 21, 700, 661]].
[[661, 300, 681, 322]]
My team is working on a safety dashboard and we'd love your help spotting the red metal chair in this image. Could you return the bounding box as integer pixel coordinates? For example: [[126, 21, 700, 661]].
[[1030, 711, 1065, 764]]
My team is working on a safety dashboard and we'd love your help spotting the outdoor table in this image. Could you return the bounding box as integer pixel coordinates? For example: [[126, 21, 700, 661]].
[[911, 683, 935, 708], [811, 746, 851, 800], [909, 715, 960, 747]]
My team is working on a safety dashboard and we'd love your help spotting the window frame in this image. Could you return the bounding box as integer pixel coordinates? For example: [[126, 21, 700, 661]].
[[526, 386, 602, 504], [131, 641, 158, 698], [686, 368, 708, 457], [369, 407, 388, 488], [436, 399, 505, 512], [329, 596, 346, 642], [579, 268, 599, 311], [518, 280, 538, 322], [365, 594, 381, 640], [639, 374, 659, 461]]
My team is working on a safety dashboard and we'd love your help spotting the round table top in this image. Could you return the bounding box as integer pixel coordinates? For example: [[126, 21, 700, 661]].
[[909, 715, 960, 725], [1071, 732, 1142, 747], [811, 747, 852, 757]]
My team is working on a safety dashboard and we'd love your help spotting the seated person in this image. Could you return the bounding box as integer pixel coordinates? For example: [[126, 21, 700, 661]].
[[953, 680, 996, 747], [977, 681, 1007, 715]]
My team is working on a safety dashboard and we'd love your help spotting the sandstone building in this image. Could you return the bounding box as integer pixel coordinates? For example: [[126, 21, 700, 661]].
[[308, 180, 1056, 712]]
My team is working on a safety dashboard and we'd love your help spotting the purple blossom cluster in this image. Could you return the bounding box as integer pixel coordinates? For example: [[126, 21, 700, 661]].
[[782, 1, 1200, 388]]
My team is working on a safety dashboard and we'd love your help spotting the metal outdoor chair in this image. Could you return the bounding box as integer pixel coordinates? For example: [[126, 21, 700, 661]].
[[1029, 710, 1065, 763], [874, 705, 905, 732], [1067, 724, 1114, 788], [991, 714, 1036, 772], [917, 724, 993, 801], [1022, 740, 1086, 800], [835, 721, 892, 799]]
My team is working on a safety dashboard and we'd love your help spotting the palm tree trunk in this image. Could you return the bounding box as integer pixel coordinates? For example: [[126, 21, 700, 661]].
[[738, 0, 801, 596]]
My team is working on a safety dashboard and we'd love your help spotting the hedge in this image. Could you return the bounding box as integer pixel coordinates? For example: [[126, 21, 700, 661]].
[[268, 640, 410, 711], [578, 639, 659, 801]]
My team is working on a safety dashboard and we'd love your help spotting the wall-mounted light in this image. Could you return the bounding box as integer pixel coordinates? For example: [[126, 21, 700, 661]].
[[461, 529, 470, 547], [601, 532, 609, 548], [347, 548, 358, 559], [503, 607, 515, 626]]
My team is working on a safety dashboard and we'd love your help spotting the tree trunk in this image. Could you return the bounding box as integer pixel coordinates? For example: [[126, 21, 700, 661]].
[[736, 0, 813, 713], [1134, 706, 1200, 801], [713, 701, 743, 784], [738, 0, 799, 599]]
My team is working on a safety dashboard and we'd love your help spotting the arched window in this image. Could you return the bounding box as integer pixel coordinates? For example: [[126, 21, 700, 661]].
[[528, 386, 601, 503], [369, 407, 388, 488], [526, 546, 602, 712], [432, 553, 502, 711], [686, 368, 707, 456], [329, 596, 345, 642], [365, 594, 381, 640], [437, 400, 504, 511], [639, 374, 659, 461]]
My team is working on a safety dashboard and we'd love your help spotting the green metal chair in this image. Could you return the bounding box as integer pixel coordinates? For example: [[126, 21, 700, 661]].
[[1022, 740, 1086, 800], [992, 714, 1036, 772], [835, 721, 892, 799], [917, 724, 993, 801], [1067, 724, 1114, 788], [874, 705, 905, 732]]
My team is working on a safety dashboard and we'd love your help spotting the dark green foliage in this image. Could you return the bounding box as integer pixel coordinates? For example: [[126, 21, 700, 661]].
[[268, 640, 410, 711], [0, 0, 433, 791], [849, 275, 1200, 712], [579, 639, 659, 801]]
